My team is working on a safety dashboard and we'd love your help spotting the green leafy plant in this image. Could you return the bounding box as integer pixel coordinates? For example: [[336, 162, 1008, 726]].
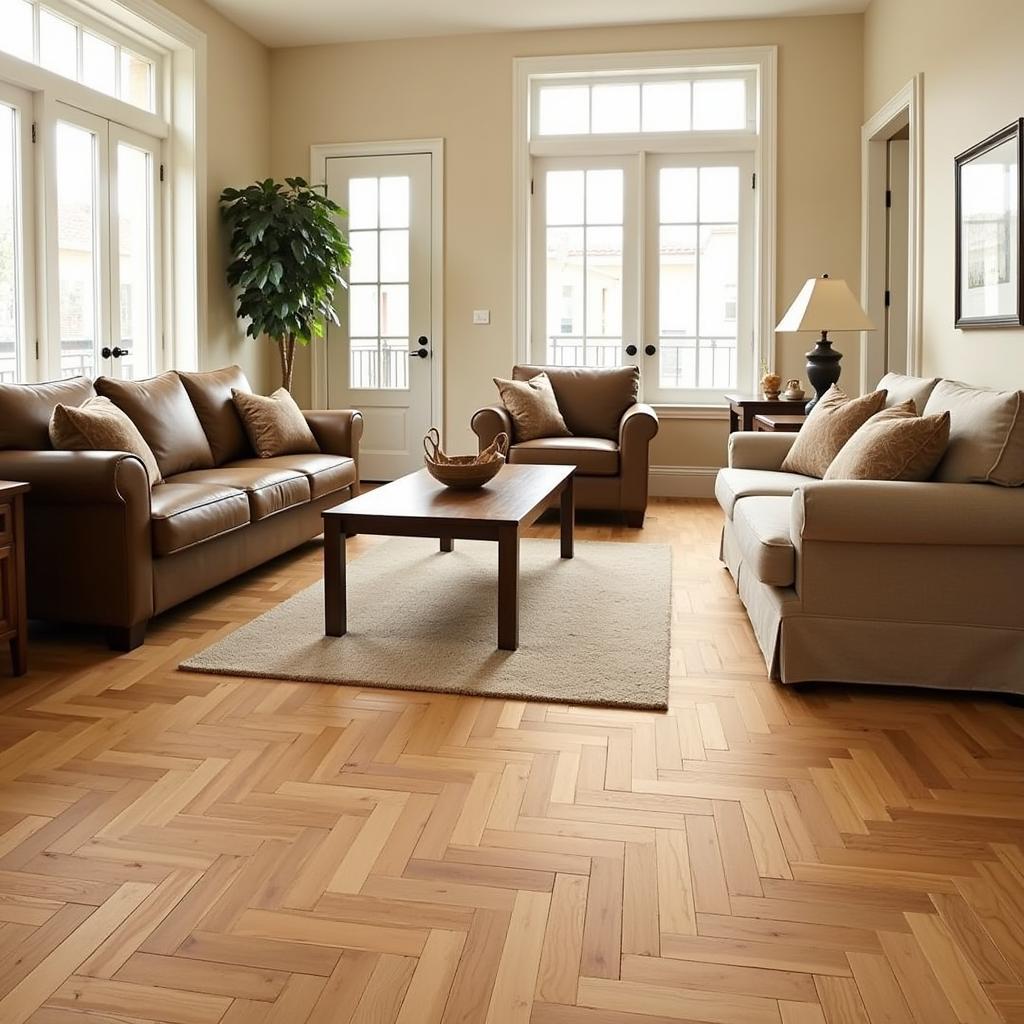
[[220, 177, 351, 392]]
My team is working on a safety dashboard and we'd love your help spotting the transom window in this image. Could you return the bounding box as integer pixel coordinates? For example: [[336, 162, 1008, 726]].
[[0, 0, 158, 112], [519, 49, 774, 406]]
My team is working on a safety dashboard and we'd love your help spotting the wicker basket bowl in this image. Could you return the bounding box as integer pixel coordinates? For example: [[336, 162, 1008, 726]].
[[424, 428, 509, 490]]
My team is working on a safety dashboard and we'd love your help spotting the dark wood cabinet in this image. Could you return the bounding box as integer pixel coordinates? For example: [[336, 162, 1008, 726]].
[[724, 393, 808, 433], [0, 481, 29, 676]]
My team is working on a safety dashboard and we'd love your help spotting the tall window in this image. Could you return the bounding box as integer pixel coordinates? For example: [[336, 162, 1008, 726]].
[[519, 50, 774, 405]]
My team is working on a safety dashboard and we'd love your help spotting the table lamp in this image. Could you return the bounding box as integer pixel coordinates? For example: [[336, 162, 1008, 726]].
[[775, 274, 875, 412]]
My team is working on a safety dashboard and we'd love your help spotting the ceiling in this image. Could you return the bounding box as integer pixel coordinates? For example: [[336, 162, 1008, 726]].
[[207, 0, 868, 48]]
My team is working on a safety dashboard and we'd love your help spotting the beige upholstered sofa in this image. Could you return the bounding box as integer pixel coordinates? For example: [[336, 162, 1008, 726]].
[[716, 373, 1024, 694], [471, 365, 659, 526]]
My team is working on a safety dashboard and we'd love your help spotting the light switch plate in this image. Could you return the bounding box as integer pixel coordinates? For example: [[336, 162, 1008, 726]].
[[472, 309, 491, 325]]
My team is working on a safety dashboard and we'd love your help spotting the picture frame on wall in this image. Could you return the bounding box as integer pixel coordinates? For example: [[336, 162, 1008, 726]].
[[955, 117, 1024, 328]]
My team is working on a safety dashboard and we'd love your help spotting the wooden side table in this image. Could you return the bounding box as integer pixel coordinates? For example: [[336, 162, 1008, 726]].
[[0, 481, 29, 677], [725, 393, 808, 432], [753, 413, 807, 433]]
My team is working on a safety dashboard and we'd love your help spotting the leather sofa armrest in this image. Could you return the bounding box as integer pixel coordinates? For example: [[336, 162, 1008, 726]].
[[619, 403, 659, 448], [471, 405, 513, 453], [728, 432, 798, 470], [0, 449, 151, 506], [619, 404, 658, 518], [792, 479, 1024, 547], [303, 409, 363, 459]]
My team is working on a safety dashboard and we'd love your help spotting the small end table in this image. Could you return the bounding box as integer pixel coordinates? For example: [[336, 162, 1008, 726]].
[[753, 413, 806, 433], [725, 393, 808, 432], [0, 480, 29, 677]]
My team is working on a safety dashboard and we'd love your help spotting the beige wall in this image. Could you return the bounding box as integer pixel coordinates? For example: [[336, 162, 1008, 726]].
[[864, 0, 1024, 389], [161, 0, 275, 391], [269, 15, 864, 468]]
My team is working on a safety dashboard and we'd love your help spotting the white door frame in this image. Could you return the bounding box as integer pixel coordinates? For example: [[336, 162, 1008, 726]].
[[309, 138, 444, 433], [860, 76, 923, 389]]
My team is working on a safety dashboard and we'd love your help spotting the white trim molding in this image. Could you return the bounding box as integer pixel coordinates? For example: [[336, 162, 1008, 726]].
[[309, 138, 445, 429], [649, 465, 718, 498], [512, 45, 777, 393], [652, 403, 729, 420], [860, 75, 923, 389]]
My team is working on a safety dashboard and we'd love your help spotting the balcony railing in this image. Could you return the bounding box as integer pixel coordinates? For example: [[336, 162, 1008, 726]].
[[349, 344, 409, 391], [545, 336, 622, 368]]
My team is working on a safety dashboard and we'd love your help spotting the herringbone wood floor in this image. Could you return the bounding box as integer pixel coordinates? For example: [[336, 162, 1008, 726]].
[[1, 497, 1023, 1024]]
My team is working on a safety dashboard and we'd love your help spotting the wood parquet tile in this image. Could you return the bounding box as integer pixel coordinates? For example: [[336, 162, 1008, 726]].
[[0, 497, 1023, 1023]]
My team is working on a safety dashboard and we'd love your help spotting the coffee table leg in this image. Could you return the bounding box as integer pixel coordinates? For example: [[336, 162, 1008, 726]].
[[324, 520, 347, 637], [440, 536, 454, 552], [497, 526, 519, 651], [560, 475, 575, 559]]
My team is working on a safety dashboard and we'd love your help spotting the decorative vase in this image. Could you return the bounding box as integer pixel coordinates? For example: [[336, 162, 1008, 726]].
[[782, 378, 805, 402], [761, 372, 782, 400], [805, 331, 842, 412]]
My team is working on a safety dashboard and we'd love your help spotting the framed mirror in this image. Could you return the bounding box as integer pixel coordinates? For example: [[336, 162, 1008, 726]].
[[955, 118, 1024, 328]]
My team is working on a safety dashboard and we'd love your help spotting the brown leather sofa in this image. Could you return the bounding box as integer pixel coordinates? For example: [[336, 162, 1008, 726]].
[[471, 365, 659, 526], [0, 366, 362, 651]]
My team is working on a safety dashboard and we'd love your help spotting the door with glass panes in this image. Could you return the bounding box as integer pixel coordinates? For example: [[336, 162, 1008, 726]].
[[325, 153, 433, 481], [531, 152, 753, 404], [47, 102, 161, 380]]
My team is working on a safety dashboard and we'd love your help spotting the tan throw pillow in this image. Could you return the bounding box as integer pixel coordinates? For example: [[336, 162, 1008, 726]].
[[232, 388, 320, 458], [781, 385, 887, 478], [494, 372, 571, 443], [824, 401, 951, 481], [923, 379, 1024, 487], [49, 396, 162, 485]]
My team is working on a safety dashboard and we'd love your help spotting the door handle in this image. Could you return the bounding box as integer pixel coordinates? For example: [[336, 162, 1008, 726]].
[[625, 344, 638, 357], [411, 347, 428, 359], [101, 346, 131, 359], [644, 344, 657, 356]]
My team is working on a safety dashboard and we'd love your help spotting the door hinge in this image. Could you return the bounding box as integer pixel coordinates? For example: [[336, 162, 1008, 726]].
[[35, 339, 39, 359], [530, 178, 534, 196], [884, 289, 891, 308], [885, 188, 892, 208], [159, 163, 165, 183], [751, 172, 757, 189], [31, 122, 37, 144]]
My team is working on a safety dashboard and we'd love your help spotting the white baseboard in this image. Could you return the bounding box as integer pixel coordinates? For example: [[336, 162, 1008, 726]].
[[649, 465, 719, 498]]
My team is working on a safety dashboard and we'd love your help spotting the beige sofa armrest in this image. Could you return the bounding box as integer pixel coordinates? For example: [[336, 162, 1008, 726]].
[[728, 432, 798, 470], [471, 405, 513, 453], [792, 479, 1024, 547]]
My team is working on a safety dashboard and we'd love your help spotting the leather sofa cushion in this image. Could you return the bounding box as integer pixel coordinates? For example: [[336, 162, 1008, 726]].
[[230, 454, 356, 499], [513, 364, 639, 441], [509, 437, 619, 476], [96, 372, 214, 477], [171, 465, 311, 521], [150, 481, 250, 556], [715, 467, 815, 518], [732, 496, 795, 587], [177, 366, 253, 465], [0, 376, 95, 450]]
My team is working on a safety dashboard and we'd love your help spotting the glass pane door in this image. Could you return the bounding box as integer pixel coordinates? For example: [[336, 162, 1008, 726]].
[[531, 157, 638, 369], [109, 125, 160, 380]]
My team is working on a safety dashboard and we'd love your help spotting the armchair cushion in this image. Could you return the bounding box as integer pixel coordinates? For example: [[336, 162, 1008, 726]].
[[513, 364, 639, 441], [715, 467, 815, 519], [509, 436, 619, 476], [96, 371, 215, 477], [0, 376, 95, 450], [178, 365, 253, 465], [493, 372, 570, 442]]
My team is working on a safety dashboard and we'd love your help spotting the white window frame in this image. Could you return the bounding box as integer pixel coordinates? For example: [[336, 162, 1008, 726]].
[[0, 0, 206, 382], [513, 46, 776, 409]]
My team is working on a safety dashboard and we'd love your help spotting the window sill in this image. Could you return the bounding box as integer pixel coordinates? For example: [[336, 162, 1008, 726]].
[[651, 404, 729, 421]]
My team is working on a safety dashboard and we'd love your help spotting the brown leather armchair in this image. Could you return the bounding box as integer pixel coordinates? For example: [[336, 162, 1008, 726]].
[[471, 365, 659, 526]]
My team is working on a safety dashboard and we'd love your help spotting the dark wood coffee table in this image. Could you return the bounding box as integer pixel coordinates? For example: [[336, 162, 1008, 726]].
[[321, 464, 575, 651]]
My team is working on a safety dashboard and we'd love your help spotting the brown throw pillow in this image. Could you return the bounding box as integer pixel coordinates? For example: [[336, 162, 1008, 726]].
[[824, 401, 951, 482], [232, 388, 320, 458], [49, 396, 162, 485], [781, 385, 887, 478], [494, 372, 571, 443]]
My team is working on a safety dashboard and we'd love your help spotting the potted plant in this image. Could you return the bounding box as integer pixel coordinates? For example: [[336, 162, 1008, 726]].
[[220, 177, 351, 392]]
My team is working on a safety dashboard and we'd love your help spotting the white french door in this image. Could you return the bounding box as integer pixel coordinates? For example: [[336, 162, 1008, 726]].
[[325, 152, 433, 481], [531, 151, 754, 404], [45, 102, 160, 381]]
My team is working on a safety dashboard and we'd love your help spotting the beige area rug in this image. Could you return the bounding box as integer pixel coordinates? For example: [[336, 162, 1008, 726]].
[[180, 537, 671, 709]]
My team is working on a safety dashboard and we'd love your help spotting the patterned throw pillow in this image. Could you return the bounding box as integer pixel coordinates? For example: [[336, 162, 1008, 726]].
[[780, 385, 887, 478], [50, 396, 163, 485], [824, 401, 951, 481], [231, 388, 320, 458], [494, 372, 571, 443]]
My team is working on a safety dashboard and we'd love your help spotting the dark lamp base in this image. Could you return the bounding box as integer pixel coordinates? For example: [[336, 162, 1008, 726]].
[[805, 331, 842, 413]]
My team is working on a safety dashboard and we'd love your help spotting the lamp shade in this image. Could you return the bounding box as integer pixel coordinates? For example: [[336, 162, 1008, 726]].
[[775, 275, 875, 333]]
